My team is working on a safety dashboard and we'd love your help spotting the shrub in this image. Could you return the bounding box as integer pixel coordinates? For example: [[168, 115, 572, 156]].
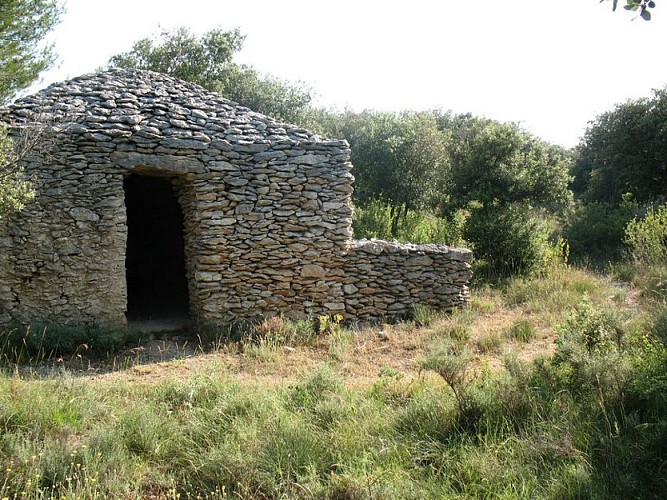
[[555, 299, 621, 355], [464, 203, 556, 277], [475, 332, 502, 353], [353, 200, 466, 245], [420, 340, 473, 409], [625, 202, 667, 266], [564, 197, 638, 264]]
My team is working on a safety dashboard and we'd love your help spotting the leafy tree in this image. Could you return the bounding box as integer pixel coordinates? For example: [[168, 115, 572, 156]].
[[1, 0, 61, 217], [574, 87, 667, 204], [464, 203, 553, 277], [436, 115, 572, 276], [444, 116, 572, 209], [0, 0, 62, 104], [315, 110, 450, 230], [108, 27, 313, 124]]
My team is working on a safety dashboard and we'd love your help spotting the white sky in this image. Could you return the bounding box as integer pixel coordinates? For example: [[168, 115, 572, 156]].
[[29, 0, 667, 148]]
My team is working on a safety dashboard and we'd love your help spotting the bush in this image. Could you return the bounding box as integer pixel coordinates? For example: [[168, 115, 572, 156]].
[[464, 203, 557, 277], [625, 202, 667, 266], [353, 200, 466, 245], [563, 198, 638, 264], [555, 299, 621, 355], [420, 339, 473, 410]]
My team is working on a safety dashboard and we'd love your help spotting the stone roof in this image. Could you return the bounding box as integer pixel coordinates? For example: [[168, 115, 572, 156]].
[[1, 68, 321, 145]]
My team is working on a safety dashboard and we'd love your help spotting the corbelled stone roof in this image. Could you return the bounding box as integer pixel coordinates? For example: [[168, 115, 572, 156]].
[[1, 68, 319, 145]]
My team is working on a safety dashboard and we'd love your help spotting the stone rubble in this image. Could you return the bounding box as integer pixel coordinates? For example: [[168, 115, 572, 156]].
[[0, 69, 472, 326]]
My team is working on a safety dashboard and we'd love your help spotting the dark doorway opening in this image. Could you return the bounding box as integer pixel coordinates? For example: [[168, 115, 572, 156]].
[[124, 174, 190, 322]]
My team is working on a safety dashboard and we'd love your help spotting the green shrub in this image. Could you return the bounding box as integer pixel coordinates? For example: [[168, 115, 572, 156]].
[[420, 340, 474, 410], [625, 202, 667, 266], [464, 203, 557, 277], [475, 332, 502, 353], [287, 364, 342, 412], [564, 197, 638, 264], [555, 299, 621, 355], [353, 200, 466, 245]]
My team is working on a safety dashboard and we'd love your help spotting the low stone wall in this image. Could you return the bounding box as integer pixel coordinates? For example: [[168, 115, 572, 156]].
[[342, 239, 473, 321]]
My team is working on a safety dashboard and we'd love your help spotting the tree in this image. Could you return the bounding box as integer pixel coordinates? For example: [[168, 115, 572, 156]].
[[318, 110, 450, 211], [444, 116, 572, 209], [1, 0, 62, 218], [108, 27, 313, 124], [438, 114, 572, 276], [0, 0, 62, 104], [574, 87, 667, 204]]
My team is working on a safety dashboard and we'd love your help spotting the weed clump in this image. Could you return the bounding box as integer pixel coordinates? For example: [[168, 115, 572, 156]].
[[506, 319, 536, 342]]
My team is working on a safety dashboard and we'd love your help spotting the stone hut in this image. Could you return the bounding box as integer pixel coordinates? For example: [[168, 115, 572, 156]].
[[0, 69, 472, 327]]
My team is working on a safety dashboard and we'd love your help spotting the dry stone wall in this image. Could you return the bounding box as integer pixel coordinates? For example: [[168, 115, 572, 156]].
[[0, 69, 472, 327], [342, 240, 472, 320]]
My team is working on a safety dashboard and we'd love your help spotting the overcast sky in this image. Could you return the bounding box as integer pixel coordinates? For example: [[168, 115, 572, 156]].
[[31, 0, 667, 148]]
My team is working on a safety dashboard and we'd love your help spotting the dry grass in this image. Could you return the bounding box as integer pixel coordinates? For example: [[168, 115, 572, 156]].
[[80, 268, 636, 390], [2, 267, 661, 500]]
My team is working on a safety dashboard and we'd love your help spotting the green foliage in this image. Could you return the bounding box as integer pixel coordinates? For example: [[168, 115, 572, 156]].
[[625, 203, 667, 265], [506, 319, 537, 342], [465, 203, 557, 277], [317, 314, 343, 336], [254, 315, 316, 346], [319, 110, 450, 212], [411, 303, 439, 328], [0, 0, 62, 104], [555, 299, 621, 355], [432, 310, 473, 341], [563, 195, 639, 263], [420, 339, 474, 410], [352, 199, 466, 245], [0, 124, 34, 218], [475, 332, 503, 353], [574, 87, 667, 204], [108, 27, 313, 124], [603, 0, 657, 20], [446, 116, 572, 209]]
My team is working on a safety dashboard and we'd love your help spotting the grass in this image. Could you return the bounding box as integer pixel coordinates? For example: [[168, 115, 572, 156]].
[[506, 319, 537, 343], [0, 266, 665, 498]]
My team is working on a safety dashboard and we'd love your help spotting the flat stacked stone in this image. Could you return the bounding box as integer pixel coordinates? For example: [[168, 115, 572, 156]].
[[0, 69, 471, 326]]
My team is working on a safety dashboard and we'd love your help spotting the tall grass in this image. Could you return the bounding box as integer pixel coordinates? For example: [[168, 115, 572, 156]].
[[0, 267, 665, 498]]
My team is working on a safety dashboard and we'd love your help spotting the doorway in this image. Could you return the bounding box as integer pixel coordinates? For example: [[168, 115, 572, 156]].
[[124, 174, 190, 322]]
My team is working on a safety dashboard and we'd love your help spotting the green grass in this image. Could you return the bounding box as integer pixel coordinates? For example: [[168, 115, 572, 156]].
[[0, 265, 665, 498], [506, 319, 537, 343]]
